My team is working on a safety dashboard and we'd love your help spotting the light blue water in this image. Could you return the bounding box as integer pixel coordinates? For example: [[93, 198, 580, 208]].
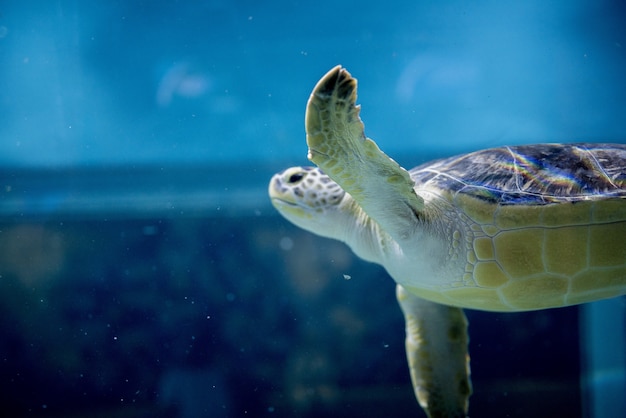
[[1, 0, 625, 169]]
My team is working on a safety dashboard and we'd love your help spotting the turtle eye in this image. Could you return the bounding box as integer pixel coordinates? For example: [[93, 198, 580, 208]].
[[288, 173, 304, 183]]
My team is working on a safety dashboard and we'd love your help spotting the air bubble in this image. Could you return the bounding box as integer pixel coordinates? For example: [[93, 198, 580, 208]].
[[279, 237, 294, 251]]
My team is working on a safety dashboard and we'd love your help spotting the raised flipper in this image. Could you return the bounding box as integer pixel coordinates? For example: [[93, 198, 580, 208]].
[[306, 66, 425, 243], [396, 285, 471, 418]]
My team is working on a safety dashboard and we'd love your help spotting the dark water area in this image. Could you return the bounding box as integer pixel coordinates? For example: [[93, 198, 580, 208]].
[[0, 213, 581, 417]]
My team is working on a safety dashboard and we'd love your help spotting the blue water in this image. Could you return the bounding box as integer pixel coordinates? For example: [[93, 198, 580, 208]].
[[0, 1, 625, 417], [1, 1, 625, 168]]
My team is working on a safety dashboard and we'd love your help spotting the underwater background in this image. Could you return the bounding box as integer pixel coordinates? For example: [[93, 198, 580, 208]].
[[1, 1, 625, 417]]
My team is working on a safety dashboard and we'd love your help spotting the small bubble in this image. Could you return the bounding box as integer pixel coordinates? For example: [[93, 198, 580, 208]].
[[279, 236, 293, 251], [142, 225, 157, 235]]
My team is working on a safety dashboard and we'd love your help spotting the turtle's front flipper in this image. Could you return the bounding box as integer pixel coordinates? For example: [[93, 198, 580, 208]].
[[396, 285, 471, 418], [306, 66, 424, 243]]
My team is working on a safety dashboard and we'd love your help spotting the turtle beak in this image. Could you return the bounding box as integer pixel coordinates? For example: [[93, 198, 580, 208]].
[[268, 173, 297, 206], [269, 173, 309, 223]]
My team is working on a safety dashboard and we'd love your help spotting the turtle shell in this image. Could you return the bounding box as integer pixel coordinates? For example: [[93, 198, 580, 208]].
[[411, 143, 626, 204], [404, 143, 626, 311]]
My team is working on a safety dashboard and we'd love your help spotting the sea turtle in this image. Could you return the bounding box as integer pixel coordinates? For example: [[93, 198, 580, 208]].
[[268, 66, 626, 417]]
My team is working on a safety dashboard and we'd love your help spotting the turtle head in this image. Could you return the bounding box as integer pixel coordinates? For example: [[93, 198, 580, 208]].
[[269, 166, 350, 240]]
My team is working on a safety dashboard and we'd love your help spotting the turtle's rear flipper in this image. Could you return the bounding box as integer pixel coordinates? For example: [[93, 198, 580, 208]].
[[396, 285, 471, 418]]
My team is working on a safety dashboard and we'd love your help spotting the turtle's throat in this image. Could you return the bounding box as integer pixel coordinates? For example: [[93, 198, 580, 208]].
[[337, 196, 389, 265]]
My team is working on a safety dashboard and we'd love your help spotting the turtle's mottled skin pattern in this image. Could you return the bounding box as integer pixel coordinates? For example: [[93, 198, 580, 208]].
[[269, 65, 626, 418]]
